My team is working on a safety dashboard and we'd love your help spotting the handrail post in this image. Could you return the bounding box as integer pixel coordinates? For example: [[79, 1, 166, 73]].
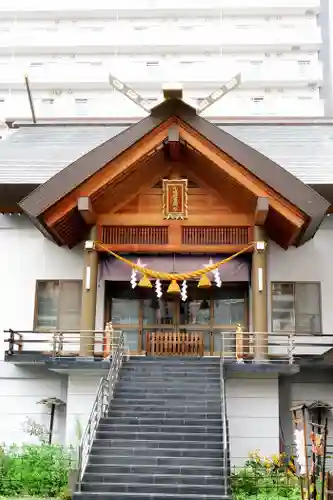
[[8, 328, 14, 355], [52, 332, 57, 359], [288, 331, 295, 364], [236, 324, 244, 363]]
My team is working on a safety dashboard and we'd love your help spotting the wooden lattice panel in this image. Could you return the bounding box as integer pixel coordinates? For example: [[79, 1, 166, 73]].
[[101, 226, 168, 245], [182, 226, 250, 245], [146, 332, 204, 357]]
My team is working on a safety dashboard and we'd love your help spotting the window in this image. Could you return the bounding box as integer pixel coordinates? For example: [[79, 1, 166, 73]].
[[251, 97, 264, 103], [75, 98, 89, 116], [41, 98, 54, 105], [35, 280, 82, 331], [271, 282, 321, 334]]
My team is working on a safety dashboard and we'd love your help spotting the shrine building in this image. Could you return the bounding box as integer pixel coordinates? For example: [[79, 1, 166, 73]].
[[1, 91, 333, 474]]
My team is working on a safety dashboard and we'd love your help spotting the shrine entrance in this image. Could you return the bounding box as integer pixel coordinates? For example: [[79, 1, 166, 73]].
[[105, 280, 248, 356]]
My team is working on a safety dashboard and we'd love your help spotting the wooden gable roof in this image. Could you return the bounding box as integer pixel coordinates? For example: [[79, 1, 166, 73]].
[[19, 98, 329, 248]]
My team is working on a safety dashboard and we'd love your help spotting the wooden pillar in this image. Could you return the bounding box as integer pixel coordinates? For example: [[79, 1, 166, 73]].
[[252, 225, 268, 361], [80, 226, 98, 357]]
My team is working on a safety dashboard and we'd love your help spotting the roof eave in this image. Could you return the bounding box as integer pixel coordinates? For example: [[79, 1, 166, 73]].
[[22, 210, 61, 245], [19, 111, 167, 219], [179, 112, 330, 239], [16, 98, 331, 247], [297, 211, 329, 246]]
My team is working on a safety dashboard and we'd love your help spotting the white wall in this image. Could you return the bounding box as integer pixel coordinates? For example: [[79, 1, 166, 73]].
[[268, 217, 333, 334], [65, 374, 101, 446], [0, 214, 84, 359], [267, 217, 333, 356], [0, 214, 83, 445], [226, 374, 279, 467], [0, 363, 67, 445]]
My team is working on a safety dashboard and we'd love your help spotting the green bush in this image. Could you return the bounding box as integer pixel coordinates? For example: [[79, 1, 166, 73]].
[[232, 450, 301, 500], [0, 444, 74, 497]]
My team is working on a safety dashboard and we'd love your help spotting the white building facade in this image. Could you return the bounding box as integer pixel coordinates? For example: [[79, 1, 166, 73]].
[[1, 93, 333, 467], [0, 0, 327, 119]]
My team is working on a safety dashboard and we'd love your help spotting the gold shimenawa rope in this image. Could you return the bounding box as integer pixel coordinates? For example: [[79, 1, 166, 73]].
[[95, 241, 254, 281]]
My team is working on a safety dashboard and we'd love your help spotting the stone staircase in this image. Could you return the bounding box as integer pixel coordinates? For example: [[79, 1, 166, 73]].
[[74, 357, 230, 500]]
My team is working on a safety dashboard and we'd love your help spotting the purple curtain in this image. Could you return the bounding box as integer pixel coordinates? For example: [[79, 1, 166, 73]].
[[100, 255, 249, 282]]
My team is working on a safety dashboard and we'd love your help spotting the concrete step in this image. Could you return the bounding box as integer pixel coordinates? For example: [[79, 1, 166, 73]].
[[108, 409, 221, 419], [80, 481, 225, 496], [89, 446, 222, 459], [114, 392, 220, 401], [98, 424, 222, 434], [74, 491, 229, 500], [95, 429, 222, 442], [121, 360, 219, 366], [110, 400, 221, 408], [85, 472, 224, 487], [100, 417, 222, 427], [117, 379, 220, 386], [86, 463, 223, 474], [121, 366, 220, 373], [91, 438, 223, 458], [89, 455, 224, 468], [120, 372, 220, 378], [126, 358, 220, 364], [83, 472, 223, 486], [115, 386, 220, 394], [119, 375, 221, 383]]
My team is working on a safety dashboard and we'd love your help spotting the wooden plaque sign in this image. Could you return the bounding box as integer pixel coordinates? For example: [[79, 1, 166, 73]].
[[162, 179, 188, 220]]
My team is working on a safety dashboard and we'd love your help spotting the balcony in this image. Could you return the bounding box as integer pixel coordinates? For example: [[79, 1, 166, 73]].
[[0, 27, 322, 54], [0, 61, 323, 91], [4, 329, 123, 368], [4, 328, 333, 370], [201, 98, 325, 117], [0, 0, 321, 18], [1, 93, 324, 120]]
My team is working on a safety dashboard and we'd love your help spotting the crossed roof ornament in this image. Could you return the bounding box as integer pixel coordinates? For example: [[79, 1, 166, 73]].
[[108, 71, 242, 114]]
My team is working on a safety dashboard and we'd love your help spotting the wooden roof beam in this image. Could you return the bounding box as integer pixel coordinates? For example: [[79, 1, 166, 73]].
[[44, 119, 172, 228], [165, 125, 181, 161], [77, 196, 96, 225], [254, 196, 269, 225], [178, 123, 305, 229]]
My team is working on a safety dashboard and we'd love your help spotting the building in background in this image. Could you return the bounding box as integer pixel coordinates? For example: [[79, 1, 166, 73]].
[[0, 0, 330, 120]]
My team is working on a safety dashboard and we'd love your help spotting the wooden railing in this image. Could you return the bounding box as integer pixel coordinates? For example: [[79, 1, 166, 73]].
[[146, 331, 204, 357]]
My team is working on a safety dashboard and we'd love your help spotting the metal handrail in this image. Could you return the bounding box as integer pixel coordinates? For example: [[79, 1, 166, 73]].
[[4, 328, 123, 358], [219, 330, 298, 364], [77, 332, 125, 490], [220, 333, 230, 498], [5, 328, 333, 363]]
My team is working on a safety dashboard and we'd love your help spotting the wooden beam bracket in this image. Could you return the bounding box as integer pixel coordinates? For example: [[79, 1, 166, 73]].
[[78, 196, 96, 225], [254, 196, 269, 226]]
